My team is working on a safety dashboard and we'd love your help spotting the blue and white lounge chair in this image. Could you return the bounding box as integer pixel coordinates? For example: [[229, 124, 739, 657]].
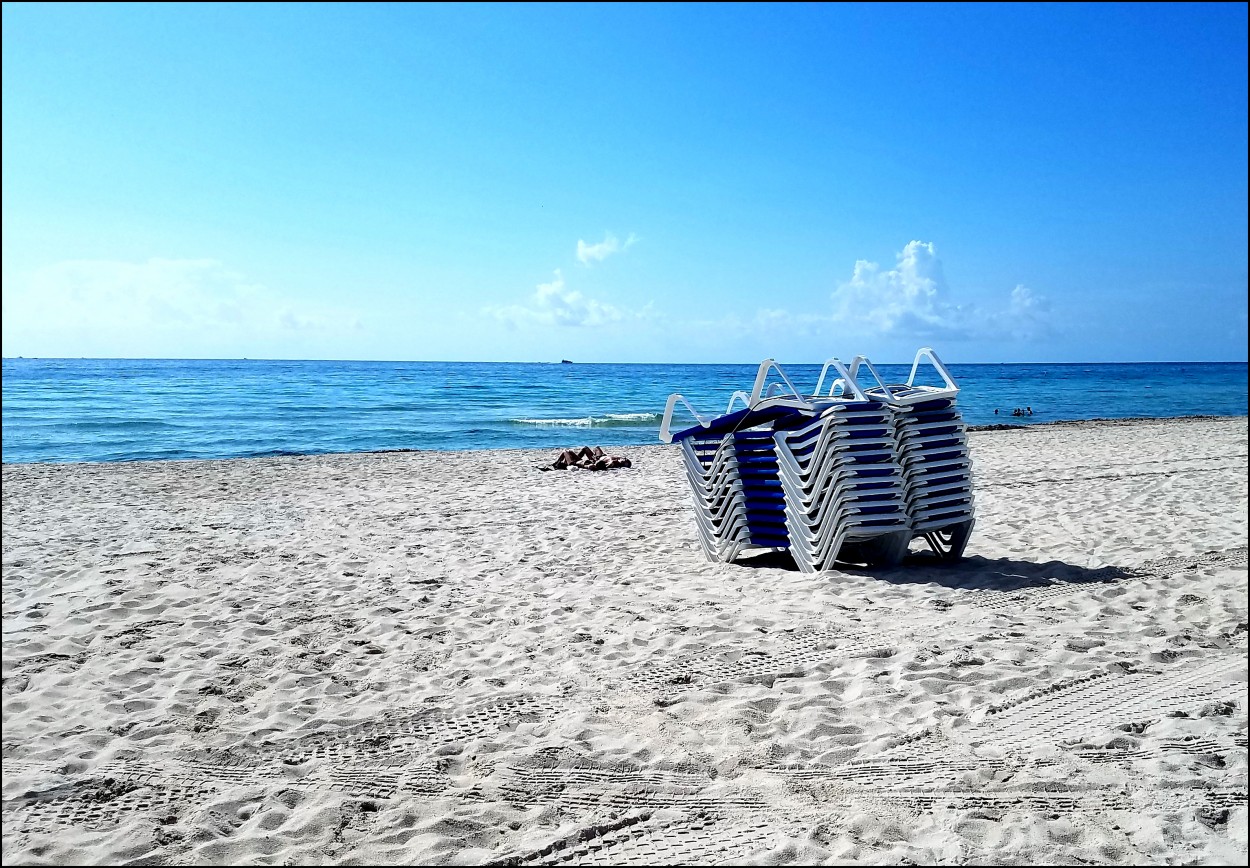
[[771, 379, 912, 571], [846, 348, 975, 560], [660, 358, 915, 570], [662, 361, 813, 563]]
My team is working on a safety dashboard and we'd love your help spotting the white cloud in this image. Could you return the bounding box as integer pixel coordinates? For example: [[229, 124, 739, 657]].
[[487, 232, 649, 328], [487, 269, 640, 328], [829, 240, 974, 340], [997, 283, 1052, 338], [685, 241, 1052, 350], [3, 258, 361, 354], [576, 231, 638, 265], [827, 241, 1050, 341]]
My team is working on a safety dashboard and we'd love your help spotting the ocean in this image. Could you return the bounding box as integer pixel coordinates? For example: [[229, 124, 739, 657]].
[[2, 358, 1246, 464]]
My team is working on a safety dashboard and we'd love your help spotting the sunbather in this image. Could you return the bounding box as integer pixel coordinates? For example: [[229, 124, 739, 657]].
[[539, 446, 631, 471], [553, 446, 604, 468]]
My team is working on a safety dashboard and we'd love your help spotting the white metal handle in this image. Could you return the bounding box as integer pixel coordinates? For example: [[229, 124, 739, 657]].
[[907, 346, 959, 395], [659, 393, 714, 444], [747, 358, 805, 406], [725, 390, 753, 413], [812, 357, 869, 401], [847, 355, 896, 399], [661, 358, 819, 444]]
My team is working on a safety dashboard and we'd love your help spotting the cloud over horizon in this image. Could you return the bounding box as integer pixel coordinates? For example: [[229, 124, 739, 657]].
[[487, 232, 648, 328], [828, 240, 1051, 341], [576, 232, 638, 265], [2, 258, 362, 355], [685, 241, 1053, 352], [486, 269, 644, 328]]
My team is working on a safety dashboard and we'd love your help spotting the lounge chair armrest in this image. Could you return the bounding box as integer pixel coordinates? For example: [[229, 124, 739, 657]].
[[813, 358, 869, 401], [660, 393, 713, 444], [748, 359, 806, 406], [907, 347, 959, 397], [724, 390, 746, 413], [847, 355, 896, 399]]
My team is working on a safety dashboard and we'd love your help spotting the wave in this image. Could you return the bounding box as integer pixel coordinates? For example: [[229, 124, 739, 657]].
[[54, 419, 184, 431], [508, 412, 662, 428]]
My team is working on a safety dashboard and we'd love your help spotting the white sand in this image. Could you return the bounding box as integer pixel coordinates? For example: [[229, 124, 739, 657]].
[[3, 416, 1247, 865]]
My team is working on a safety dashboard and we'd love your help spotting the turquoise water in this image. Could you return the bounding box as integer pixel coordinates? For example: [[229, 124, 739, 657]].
[[2, 358, 1246, 463]]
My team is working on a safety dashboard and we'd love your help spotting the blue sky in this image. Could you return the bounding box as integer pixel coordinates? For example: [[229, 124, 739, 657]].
[[2, 2, 1246, 364]]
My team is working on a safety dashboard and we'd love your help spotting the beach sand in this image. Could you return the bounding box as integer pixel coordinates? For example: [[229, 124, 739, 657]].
[[3, 416, 1247, 865]]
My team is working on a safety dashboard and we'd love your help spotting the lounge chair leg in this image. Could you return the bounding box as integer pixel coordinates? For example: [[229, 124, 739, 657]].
[[924, 520, 974, 561], [863, 531, 911, 568]]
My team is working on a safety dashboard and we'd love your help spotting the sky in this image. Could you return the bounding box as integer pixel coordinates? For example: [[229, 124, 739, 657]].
[[2, 2, 1247, 364]]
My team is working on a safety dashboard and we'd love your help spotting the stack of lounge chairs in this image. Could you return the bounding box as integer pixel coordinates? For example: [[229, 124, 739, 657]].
[[851, 350, 976, 560], [670, 362, 808, 564], [659, 347, 975, 571]]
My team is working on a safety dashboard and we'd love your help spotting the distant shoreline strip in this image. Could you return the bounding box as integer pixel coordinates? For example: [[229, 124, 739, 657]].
[[965, 413, 1245, 432]]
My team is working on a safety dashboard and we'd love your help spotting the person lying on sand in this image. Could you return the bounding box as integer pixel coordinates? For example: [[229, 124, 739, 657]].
[[554, 446, 603, 468], [539, 446, 632, 471]]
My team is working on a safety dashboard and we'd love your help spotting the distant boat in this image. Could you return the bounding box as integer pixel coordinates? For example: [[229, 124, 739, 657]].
[[561, 359, 573, 364]]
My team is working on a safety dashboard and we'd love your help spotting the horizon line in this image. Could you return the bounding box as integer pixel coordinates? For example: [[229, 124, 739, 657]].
[[3, 356, 1248, 366]]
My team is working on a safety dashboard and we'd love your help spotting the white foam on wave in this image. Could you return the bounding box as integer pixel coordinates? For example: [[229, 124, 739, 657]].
[[510, 412, 662, 428]]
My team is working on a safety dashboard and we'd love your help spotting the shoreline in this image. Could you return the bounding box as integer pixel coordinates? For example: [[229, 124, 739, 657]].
[[966, 412, 1248, 431], [4, 415, 1247, 864], [2, 413, 1247, 469]]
